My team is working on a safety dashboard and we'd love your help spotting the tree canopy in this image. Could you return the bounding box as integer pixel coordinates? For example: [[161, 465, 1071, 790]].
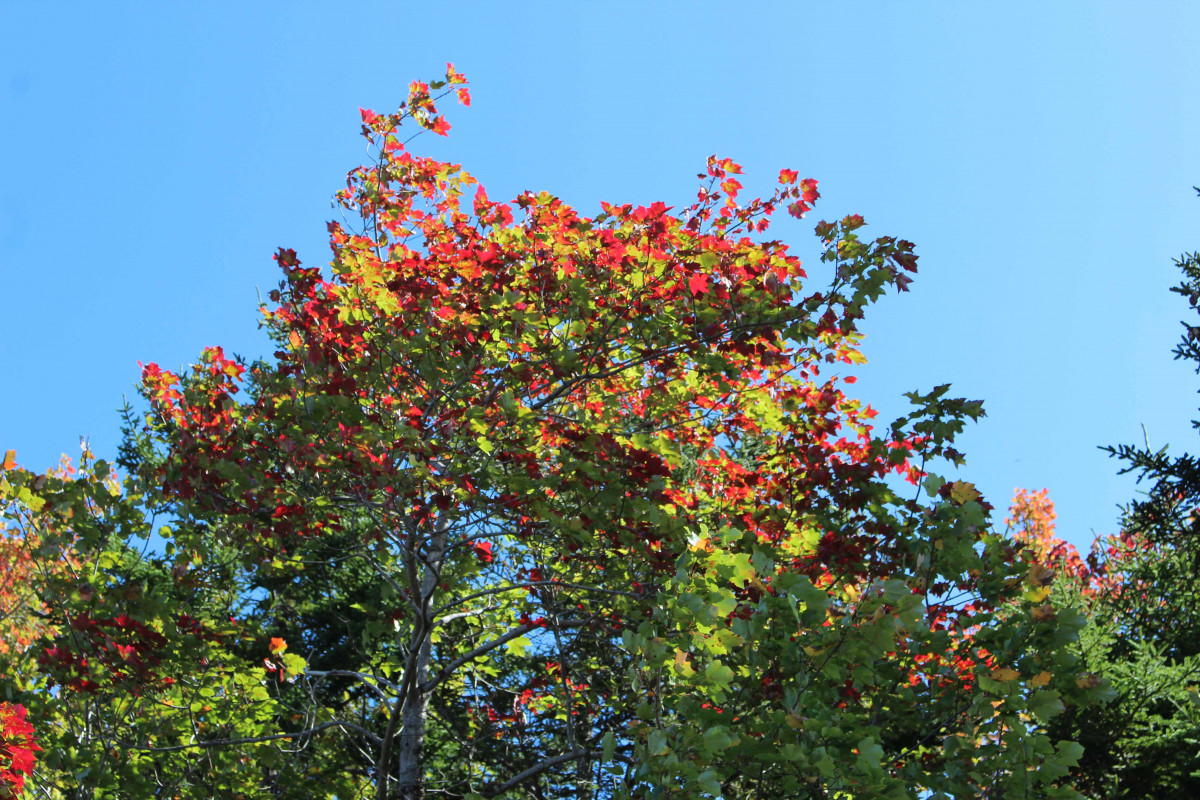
[[0, 67, 1104, 800]]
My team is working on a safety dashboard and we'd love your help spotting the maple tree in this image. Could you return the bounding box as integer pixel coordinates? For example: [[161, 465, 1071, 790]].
[[0, 66, 1101, 799]]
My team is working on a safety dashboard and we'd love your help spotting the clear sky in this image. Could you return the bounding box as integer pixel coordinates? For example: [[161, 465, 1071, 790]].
[[2, 3, 1198, 551]]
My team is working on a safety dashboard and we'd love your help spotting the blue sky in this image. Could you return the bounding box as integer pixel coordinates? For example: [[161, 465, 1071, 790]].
[[2, 3, 1198, 550]]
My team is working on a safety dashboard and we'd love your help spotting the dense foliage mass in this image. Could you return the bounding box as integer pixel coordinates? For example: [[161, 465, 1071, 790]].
[[0, 68, 1102, 799]]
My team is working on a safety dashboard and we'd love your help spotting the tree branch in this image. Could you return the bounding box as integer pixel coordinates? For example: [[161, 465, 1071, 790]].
[[126, 720, 381, 752], [420, 618, 588, 693], [304, 669, 401, 701], [482, 748, 602, 797], [434, 580, 642, 616]]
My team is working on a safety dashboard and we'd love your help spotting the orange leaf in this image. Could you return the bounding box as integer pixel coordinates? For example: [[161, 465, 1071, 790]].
[[1031, 604, 1056, 622]]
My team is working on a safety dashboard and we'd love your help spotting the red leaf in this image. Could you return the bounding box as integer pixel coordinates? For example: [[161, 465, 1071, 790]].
[[787, 201, 811, 219], [474, 184, 490, 214], [688, 273, 710, 296], [800, 178, 820, 204], [473, 541, 494, 564]]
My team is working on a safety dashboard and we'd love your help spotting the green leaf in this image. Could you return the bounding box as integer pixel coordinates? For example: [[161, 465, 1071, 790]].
[[697, 769, 722, 795], [281, 652, 307, 677], [702, 629, 743, 656], [856, 736, 884, 774], [1028, 689, 1065, 722], [703, 661, 735, 689], [702, 726, 734, 753], [722, 552, 755, 586], [505, 635, 531, 657]]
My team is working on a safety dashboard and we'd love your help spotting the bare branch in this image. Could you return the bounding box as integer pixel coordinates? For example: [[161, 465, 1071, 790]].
[[420, 618, 588, 693], [434, 580, 642, 616], [304, 669, 401, 701], [481, 748, 602, 797], [126, 720, 381, 753]]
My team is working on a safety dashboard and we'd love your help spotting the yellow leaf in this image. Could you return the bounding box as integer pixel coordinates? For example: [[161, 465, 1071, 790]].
[[1032, 671, 1052, 687], [990, 667, 1020, 682], [803, 645, 825, 658], [1024, 585, 1052, 603], [947, 480, 982, 505]]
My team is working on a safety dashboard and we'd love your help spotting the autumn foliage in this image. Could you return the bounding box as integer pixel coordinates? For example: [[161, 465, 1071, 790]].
[[1008, 487, 1150, 602], [0, 67, 1105, 799], [1002, 484, 1200, 798], [0, 454, 80, 657], [0, 703, 38, 799]]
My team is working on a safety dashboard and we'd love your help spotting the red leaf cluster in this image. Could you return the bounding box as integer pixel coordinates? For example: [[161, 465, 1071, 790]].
[[0, 703, 38, 798]]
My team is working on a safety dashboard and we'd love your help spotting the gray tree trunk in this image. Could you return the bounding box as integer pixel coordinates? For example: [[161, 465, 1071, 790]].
[[395, 634, 432, 800], [386, 513, 448, 800]]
